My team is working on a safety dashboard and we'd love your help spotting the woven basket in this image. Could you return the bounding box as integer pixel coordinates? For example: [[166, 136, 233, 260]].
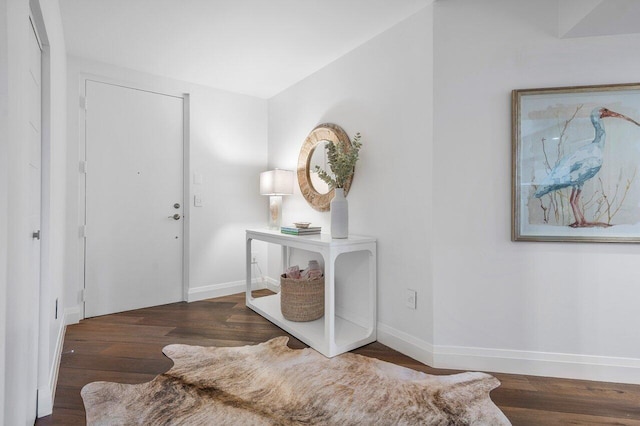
[[280, 273, 324, 322]]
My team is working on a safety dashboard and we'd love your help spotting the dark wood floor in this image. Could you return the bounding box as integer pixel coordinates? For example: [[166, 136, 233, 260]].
[[37, 291, 640, 425]]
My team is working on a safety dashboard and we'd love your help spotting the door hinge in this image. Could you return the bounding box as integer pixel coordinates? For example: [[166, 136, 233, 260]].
[[80, 224, 87, 238], [80, 289, 86, 302], [80, 96, 87, 110], [80, 160, 87, 174]]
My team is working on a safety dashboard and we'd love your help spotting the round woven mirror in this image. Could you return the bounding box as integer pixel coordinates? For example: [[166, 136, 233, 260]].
[[297, 123, 353, 212]]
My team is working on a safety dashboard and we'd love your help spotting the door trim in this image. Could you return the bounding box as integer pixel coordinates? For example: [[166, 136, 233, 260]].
[[181, 94, 190, 302], [79, 77, 190, 319]]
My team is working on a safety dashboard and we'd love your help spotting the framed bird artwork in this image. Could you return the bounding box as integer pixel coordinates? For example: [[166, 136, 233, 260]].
[[512, 82, 640, 242]]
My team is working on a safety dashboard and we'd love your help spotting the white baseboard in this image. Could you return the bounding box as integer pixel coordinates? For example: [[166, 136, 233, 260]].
[[376, 322, 434, 366], [187, 279, 266, 302], [264, 276, 280, 293], [37, 319, 67, 417], [432, 344, 640, 385], [376, 322, 640, 385]]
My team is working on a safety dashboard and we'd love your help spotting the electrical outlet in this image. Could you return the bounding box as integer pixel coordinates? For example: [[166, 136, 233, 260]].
[[405, 289, 417, 309], [251, 252, 258, 264]]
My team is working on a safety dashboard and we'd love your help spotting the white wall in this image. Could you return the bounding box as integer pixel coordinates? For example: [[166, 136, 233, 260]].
[[268, 0, 640, 384], [65, 57, 268, 314], [268, 8, 435, 352], [432, 0, 640, 383]]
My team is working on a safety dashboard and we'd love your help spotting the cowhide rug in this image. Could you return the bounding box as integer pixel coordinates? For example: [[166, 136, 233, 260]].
[[81, 337, 510, 425]]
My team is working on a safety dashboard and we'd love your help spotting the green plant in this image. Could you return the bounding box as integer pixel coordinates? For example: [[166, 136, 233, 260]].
[[314, 133, 362, 189]]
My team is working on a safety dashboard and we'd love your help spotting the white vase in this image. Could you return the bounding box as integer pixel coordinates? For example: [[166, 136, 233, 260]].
[[331, 188, 348, 239]]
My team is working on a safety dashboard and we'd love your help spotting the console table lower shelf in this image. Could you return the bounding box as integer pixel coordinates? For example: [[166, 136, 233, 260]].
[[245, 229, 377, 358], [247, 292, 375, 357]]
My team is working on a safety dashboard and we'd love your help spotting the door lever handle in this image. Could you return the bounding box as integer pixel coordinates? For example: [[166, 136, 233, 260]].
[[168, 214, 181, 220]]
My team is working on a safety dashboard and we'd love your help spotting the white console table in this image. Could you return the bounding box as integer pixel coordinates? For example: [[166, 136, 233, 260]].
[[246, 229, 376, 357]]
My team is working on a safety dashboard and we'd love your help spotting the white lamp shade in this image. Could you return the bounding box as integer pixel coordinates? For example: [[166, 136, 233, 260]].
[[260, 169, 294, 195]]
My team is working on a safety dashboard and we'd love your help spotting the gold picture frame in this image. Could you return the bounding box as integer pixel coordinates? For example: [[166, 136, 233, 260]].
[[512, 83, 640, 242]]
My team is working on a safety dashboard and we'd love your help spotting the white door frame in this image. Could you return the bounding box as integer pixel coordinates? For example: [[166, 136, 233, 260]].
[[78, 76, 190, 319]]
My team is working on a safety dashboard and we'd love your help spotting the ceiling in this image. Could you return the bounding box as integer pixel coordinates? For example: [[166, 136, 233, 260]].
[[559, 0, 640, 38], [59, 1, 640, 99], [59, 0, 432, 98]]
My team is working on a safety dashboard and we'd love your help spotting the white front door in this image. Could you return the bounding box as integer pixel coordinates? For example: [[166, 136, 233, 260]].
[[84, 80, 184, 318]]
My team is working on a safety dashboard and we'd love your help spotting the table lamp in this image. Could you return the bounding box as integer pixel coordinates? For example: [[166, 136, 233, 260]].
[[260, 169, 294, 229]]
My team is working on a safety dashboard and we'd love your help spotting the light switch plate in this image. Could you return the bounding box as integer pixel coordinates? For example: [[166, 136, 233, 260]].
[[194, 195, 203, 207]]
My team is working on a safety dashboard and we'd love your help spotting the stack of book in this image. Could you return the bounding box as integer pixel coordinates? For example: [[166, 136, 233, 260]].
[[281, 225, 321, 236]]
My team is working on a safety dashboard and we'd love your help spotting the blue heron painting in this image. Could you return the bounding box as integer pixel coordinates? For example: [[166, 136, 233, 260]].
[[534, 107, 640, 228]]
